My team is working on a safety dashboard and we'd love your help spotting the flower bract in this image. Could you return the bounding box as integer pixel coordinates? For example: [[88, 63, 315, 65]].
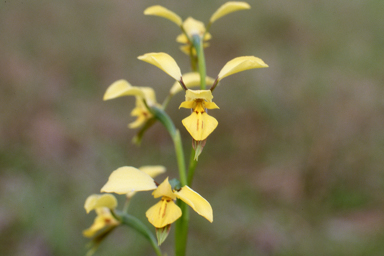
[[179, 90, 219, 141], [101, 166, 213, 228]]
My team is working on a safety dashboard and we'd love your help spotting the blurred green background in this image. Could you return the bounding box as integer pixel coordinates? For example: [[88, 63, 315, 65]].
[[1, 0, 384, 255]]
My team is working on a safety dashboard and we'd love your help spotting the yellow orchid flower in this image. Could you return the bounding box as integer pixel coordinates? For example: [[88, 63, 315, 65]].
[[103, 79, 161, 129], [83, 194, 119, 238], [101, 166, 213, 228], [179, 89, 219, 141], [176, 17, 212, 55], [144, 2, 250, 55]]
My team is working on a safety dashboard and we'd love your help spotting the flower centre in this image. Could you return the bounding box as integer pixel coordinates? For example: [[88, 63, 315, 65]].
[[193, 100, 206, 113]]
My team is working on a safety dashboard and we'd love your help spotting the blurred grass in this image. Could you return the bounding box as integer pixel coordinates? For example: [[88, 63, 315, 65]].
[[1, 0, 384, 255]]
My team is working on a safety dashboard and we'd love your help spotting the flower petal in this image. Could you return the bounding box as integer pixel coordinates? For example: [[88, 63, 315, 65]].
[[204, 102, 220, 110], [217, 56, 268, 81], [83, 208, 118, 237], [101, 166, 157, 194], [103, 80, 144, 100], [185, 89, 214, 102], [179, 101, 195, 109], [126, 166, 166, 198], [152, 177, 176, 200], [128, 115, 147, 129], [138, 52, 182, 81], [146, 198, 182, 228], [209, 2, 251, 23], [144, 5, 183, 26], [182, 112, 218, 141], [174, 186, 213, 222], [182, 17, 206, 38], [170, 73, 215, 95], [140, 87, 158, 106], [139, 165, 166, 178], [84, 194, 118, 214], [83, 215, 107, 237]]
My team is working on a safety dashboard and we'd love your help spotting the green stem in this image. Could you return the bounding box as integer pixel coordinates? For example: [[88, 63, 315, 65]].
[[146, 102, 190, 256], [162, 94, 172, 110], [119, 213, 163, 256], [172, 130, 187, 186], [191, 35, 207, 90], [187, 149, 198, 186], [149, 106, 187, 186], [175, 201, 189, 256]]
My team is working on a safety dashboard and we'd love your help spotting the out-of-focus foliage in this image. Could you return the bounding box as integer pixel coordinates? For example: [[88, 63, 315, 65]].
[[1, 0, 384, 255]]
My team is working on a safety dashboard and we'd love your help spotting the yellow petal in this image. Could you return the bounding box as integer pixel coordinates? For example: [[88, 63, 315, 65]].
[[185, 89, 214, 102], [128, 115, 147, 129], [139, 165, 166, 178], [138, 52, 182, 81], [179, 101, 195, 109], [140, 87, 158, 106], [174, 186, 213, 223], [209, 2, 251, 23], [126, 166, 166, 198], [170, 73, 215, 95], [152, 177, 176, 200], [84, 194, 118, 214], [204, 101, 220, 110], [176, 33, 189, 44], [83, 208, 118, 237], [103, 80, 144, 100], [217, 56, 268, 81], [101, 166, 157, 194], [182, 112, 218, 141], [146, 198, 182, 228], [83, 215, 107, 237], [144, 5, 183, 27], [182, 17, 206, 38]]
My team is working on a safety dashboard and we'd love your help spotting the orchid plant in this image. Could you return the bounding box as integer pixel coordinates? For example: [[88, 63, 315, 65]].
[[83, 2, 268, 256]]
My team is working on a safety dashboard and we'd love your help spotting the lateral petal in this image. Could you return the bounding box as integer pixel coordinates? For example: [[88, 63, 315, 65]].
[[174, 186, 213, 222], [84, 194, 118, 214], [139, 165, 166, 178], [210, 2, 251, 23], [146, 199, 182, 228], [179, 101, 195, 109], [138, 52, 182, 81], [144, 5, 183, 26], [101, 166, 157, 194], [204, 102, 220, 110], [103, 80, 144, 100], [218, 56, 268, 81]]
